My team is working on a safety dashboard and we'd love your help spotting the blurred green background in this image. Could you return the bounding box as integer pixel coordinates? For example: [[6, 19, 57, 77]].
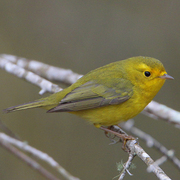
[[0, 1, 180, 180]]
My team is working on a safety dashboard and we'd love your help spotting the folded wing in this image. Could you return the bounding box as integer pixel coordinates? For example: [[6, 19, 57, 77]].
[[47, 79, 133, 112]]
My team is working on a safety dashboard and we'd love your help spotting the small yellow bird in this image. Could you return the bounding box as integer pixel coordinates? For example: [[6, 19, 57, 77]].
[[4, 56, 173, 128]]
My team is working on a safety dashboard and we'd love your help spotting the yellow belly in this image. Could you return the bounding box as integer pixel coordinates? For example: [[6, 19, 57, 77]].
[[70, 96, 148, 127]]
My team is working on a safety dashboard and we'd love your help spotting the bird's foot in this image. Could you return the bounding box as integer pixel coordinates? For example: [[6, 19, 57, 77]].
[[100, 126, 136, 151]]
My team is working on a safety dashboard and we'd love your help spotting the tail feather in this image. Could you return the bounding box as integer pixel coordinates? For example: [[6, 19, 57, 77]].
[[3, 100, 47, 113]]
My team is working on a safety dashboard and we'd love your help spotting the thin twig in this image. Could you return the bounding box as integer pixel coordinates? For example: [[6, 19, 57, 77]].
[[118, 153, 135, 180], [0, 138, 60, 180], [0, 119, 20, 140], [0, 54, 82, 85], [0, 133, 80, 180], [147, 156, 168, 173], [134, 142, 171, 180], [0, 57, 62, 94], [101, 126, 171, 180], [143, 101, 180, 128], [121, 120, 180, 170]]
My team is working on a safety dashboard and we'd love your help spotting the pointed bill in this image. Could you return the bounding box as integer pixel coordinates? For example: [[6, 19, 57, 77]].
[[159, 74, 174, 80]]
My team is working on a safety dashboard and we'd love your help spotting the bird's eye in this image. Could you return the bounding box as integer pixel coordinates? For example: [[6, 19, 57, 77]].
[[144, 71, 151, 77]]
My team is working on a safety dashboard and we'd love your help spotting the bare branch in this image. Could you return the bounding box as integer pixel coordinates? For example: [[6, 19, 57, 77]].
[[101, 126, 171, 180], [118, 153, 135, 180], [0, 55, 62, 94], [143, 101, 180, 128], [0, 120, 20, 140], [0, 54, 82, 85], [0, 137, 60, 180], [0, 133, 80, 180], [147, 156, 168, 173], [121, 120, 180, 170], [133, 142, 171, 180]]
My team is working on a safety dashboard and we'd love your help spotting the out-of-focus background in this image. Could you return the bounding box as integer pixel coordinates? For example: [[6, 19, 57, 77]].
[[0, 1, 179, 180]]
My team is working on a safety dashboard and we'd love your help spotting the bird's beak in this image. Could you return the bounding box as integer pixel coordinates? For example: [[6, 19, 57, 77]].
[[159, 74, 174, 80]]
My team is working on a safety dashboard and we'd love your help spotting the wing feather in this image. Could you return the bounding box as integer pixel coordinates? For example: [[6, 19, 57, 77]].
[[47, 79, 133, 113]]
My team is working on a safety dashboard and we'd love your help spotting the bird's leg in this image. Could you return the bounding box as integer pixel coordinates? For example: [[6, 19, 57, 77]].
[[94, 124, 116, 141], [103, 126, 118, 144], [100, 126, 136, 151], [104, 126, 116, 138], [111, 125, 136, 150]]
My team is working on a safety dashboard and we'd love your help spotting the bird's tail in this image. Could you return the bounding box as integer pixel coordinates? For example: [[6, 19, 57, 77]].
[[3, 99, 56, 113]]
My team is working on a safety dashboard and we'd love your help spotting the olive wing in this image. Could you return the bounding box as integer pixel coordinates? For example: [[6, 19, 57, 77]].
[[47, 79, 133, 112]]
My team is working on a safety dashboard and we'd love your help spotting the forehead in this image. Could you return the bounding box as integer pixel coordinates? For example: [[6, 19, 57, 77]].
[[134, 57, 165, 71]]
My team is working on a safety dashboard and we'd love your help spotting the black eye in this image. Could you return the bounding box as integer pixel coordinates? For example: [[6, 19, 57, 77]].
[[144, 71, 151, 77]]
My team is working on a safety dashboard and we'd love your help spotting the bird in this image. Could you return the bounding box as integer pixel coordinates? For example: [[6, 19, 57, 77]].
[[3, 56, 173, 128]]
